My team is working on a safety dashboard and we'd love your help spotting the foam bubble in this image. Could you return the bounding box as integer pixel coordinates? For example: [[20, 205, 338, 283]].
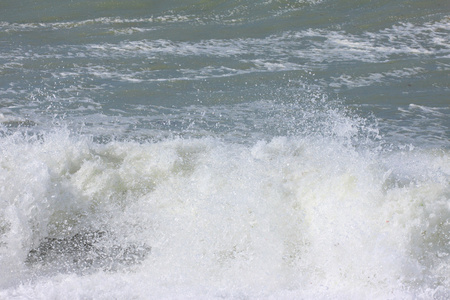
[[0, 129, 448, 297]]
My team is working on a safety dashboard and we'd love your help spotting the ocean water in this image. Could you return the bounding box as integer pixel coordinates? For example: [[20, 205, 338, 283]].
[[0, 0, 449, 299]]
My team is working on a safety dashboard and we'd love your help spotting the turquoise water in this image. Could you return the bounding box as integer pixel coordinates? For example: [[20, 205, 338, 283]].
[[0, 1, 449, 299]]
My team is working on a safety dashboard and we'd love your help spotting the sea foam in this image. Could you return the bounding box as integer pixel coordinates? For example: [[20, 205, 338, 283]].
[[0, 128, 448, 298]]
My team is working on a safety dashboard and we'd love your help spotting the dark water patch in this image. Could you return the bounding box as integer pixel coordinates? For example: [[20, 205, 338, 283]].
[[26, 230, 151, 274]]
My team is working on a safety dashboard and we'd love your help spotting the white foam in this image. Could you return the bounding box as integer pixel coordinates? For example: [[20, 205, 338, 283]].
[[329, 67, 426, 88], [2, 16, 447, 86], [0, 15, 195, 33], [408, 104, 446, 116], [0, 129, 448, 298]]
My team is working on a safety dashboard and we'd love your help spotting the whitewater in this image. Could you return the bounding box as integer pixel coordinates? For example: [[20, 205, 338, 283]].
[[0, 0, 449, 299]]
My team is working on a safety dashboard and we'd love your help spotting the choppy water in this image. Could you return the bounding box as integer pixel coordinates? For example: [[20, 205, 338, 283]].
[[1, 1, 449, 299]]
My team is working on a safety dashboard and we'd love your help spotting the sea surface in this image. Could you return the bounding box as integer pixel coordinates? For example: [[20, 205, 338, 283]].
[[0, 0, 449, 299]]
